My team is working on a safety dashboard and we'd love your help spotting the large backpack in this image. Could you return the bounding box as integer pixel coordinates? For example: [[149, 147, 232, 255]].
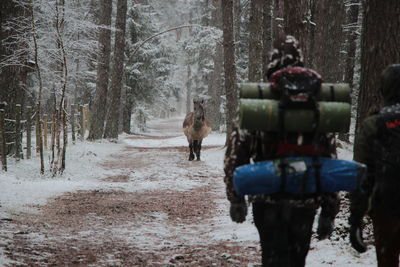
[[270, 67, 322, 111], [233, 68, 364, 196], [373, 104, 400, 215], [271, 68, 324, 193]]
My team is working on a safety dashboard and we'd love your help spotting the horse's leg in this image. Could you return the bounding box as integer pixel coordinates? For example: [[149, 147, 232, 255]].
[[192, 140, 198, 161], [189, 140, 195, 161], [196, 139, 202, 161]]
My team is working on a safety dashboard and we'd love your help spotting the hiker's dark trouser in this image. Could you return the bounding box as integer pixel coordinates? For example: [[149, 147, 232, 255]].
[[371, 210, 400, 267], [253, 202, 316, 267]]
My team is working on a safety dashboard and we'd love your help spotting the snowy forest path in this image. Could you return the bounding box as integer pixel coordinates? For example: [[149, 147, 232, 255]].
[[0, 117, 260, 266]]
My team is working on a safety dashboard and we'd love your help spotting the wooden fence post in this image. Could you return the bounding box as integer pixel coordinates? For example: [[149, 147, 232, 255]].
[[15, 104, 21, 160], [43, 114, 48, 149], [0, 109, 7, 171], [26, 106, 32, 159], [79, 105, 85, 140], [71, 104, 76, 143]]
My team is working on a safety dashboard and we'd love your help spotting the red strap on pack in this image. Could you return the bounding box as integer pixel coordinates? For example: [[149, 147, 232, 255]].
[[276, 143, 325, 157]]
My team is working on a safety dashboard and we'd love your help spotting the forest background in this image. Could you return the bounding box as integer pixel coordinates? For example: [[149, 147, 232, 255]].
[[0, 0, 399, 174]]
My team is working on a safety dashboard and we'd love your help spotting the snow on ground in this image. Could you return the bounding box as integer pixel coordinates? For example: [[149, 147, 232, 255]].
[[0, 116, 377, 266], [123, 133, 226, 148], [0, 139, 125, 215]]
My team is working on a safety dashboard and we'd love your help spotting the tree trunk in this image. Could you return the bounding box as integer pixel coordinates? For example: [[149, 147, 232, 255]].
[[122, 85, 133, 134], [344, 0, 361, 87], [248, 0, 263, 82], [283, 0, 309, 63], [313, 0, 346, 81], [104, 0, 128, 139], [272, 0, 285, 43], [354, 0, 400, 139], [262, 0, 273, 81], [186, 65, 192, 114], [0, 0, 27, 155], [87, 0, 112, 140], [307, 0, 317, 67], [207, 0, 223, 130], [222, 0, 237, 140], [338, 0, 361, 143], [233, 0, 241, 59]]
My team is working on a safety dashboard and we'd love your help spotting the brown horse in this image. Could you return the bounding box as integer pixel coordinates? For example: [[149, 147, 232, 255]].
[[183, 98, 211, 161]]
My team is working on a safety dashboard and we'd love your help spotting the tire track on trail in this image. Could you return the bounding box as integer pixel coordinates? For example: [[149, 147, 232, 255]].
[[0, 118, 261, 266]]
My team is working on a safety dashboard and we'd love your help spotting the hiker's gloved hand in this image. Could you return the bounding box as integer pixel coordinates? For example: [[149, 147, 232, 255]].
[[229, 202, 247, 223], [317, 193, 340, 240], [317, 215, 334, 240], [349, 192, 368, 253], [349, 223, 367, 253]]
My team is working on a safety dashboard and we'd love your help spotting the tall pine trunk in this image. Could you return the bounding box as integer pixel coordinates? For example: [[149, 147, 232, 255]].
[[283, 0, 309, 64], [104, 0, 128, 139], [186, 66, 192, 114], [344, 0, 361, 87], [262, 0, 273, 81], [222, 0, 237, 140], [0, 0, 28, 156], [354, 0, 400, 132], [87, 0, 112, 140], [208, 0, 223, 130], [248, 0, 263, 82], [313, 0, 346, 81], [339, 0, 361, 142], [272, 0, 285, 43]]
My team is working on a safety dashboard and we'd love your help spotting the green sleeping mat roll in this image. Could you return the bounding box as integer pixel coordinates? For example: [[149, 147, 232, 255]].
[[239, 99, 351, 133], [238, 82, 351, 103]]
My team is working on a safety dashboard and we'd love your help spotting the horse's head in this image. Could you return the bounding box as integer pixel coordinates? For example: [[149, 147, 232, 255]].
[[193, 98, 205, 121]]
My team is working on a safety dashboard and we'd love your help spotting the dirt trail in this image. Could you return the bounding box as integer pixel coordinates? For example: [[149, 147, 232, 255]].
[[0, 118, 260, 266]]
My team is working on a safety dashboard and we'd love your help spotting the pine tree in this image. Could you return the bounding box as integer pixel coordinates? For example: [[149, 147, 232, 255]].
[[248, 0, 263, 82], [355, 0, 400, 125], [104, 0, 128, 139], [88, 0, 112, 140], [313, 0, 346, 81], [222, 0, 237, 139]]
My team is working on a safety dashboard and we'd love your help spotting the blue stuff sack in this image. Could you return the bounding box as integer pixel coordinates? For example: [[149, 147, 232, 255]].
[[233, 157, 365, 195]]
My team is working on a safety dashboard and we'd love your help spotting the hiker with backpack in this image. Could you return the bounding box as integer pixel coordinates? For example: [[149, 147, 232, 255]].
[[223, 36, 341, 267], [349, 64, 400, 267]]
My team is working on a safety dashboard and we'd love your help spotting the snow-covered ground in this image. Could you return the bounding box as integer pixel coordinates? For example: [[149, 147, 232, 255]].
[[0, 117, 377, 266]]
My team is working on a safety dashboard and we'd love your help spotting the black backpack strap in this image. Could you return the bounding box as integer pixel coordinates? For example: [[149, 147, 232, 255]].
[[257, 84, 264, 99], [313, 156, 322, 194], [329, 85, 335, 101], [279, 159, 288, 193]]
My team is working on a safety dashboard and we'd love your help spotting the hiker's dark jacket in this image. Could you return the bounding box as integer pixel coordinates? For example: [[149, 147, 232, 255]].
[[352, 105, 400, 219], [223, 128, 340, 216], [350, 115, 377, 222]]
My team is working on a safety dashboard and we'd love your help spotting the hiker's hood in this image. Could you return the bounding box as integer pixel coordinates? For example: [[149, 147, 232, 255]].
[[381, 64, 400, 106]]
